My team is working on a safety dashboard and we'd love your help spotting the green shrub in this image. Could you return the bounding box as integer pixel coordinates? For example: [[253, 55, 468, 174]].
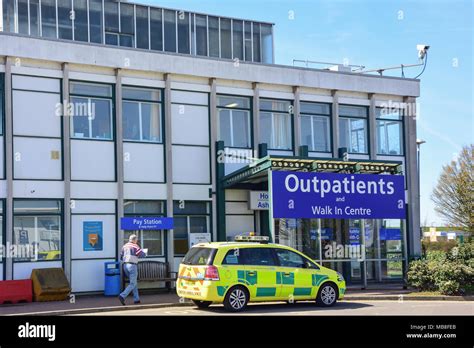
[[408, 240, 474, 295]]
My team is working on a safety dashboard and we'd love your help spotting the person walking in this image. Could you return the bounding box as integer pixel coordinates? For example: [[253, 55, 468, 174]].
[[118, 234, 146, 305]]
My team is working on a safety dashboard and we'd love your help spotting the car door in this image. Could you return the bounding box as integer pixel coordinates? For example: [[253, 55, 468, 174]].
[[241, 247, 279, 301], [274, 248, 318, 300]]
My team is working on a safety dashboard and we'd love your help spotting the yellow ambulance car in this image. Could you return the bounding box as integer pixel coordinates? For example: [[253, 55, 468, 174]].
[[176, 235, 346, 312]]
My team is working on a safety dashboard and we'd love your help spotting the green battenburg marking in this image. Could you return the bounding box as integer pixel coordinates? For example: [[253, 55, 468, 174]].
[[276, 272, 295, 285], [340, 288, 345, 295], [256, 287, 276, 297], [312, 274, 329, 286], [237, 270, 257, 286], [293, 287, 312, 296], [217, 286, 228, 296]]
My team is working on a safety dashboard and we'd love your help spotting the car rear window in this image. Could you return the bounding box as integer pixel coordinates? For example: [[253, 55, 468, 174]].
[[182, 247, 215, 265]]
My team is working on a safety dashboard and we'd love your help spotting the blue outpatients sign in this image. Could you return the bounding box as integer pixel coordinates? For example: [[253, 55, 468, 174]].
[[271, 171, 406, 219], [83, 221, 103, 251], [120, 217, 174, 230]]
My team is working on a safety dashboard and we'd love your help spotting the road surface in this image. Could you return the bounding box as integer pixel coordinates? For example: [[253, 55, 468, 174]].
[[81, 300, 473, 316]]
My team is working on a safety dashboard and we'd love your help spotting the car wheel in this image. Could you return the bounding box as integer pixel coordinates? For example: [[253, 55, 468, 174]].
[[192, 300, 212, 309], [223, 286, 249, 312], [316, 283, 338, 307]]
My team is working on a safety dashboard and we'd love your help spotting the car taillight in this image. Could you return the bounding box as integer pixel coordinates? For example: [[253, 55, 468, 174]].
[[204, 265, 219, 281]]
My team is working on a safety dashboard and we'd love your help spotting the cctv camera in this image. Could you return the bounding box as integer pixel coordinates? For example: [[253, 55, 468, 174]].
[[417, 44, 430, 59]]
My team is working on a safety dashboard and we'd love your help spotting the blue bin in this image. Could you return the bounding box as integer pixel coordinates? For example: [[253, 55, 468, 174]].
[[104, 261, 121, 296]]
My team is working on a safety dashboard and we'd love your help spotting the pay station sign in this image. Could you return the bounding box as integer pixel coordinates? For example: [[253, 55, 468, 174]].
[[121, 217, 174, 230], [271, 171, 406, 219]]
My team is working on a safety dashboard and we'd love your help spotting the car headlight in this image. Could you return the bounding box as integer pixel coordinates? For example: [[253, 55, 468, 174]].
[[337, 272, 344, 282]]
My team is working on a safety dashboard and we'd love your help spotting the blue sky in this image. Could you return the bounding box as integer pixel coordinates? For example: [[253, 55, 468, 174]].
[[143, 0, 473, 226]]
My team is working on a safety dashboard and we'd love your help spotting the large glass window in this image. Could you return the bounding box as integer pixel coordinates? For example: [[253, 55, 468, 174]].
[[300, 102, 331, 152], [173, 201, 210, 255], [18, 0, 29, 34], [339, 105, 368, 154], [13, 200, 62, 262], [164, 10, 176, 52], [220, 18, 232, 59], [0, 202, 3, 263], [208, 16, 219, 58], [195, 14, 207, 56], [261, 23, 273, 64], [136, 6, 149, 49], [232, 20, 244, 60], [217, 95, 251, 148], [260, 99, 292, 150], [89, 0, 103, 44], [177, 11, 190, 54], [376, 107, 403, 155], [58, 0, 73, 40], [73, 0, 88, 42], [104, 0, 119, 45], [122, 87, 162, 143], [119, 2, 134, 47], [252, 22, 261, 62], [123, 200, 164, 257], [29, 0, 40, 36], [244, 21, 252, 61], [0, 74, 4, 135], [150, 8, 163, 51], [70, 82, 113, 140], [41, 0, 57, 38]]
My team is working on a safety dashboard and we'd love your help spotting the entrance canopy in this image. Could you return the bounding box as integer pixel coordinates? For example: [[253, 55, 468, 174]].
[[222, 155, 403, 189]]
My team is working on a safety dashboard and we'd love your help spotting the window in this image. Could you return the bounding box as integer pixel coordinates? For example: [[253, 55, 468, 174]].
[[241, 248, 276, 266], [275, 249, 306, 268], [164, 10, 176, 52], [89, 0, 103, 44], [220, 18, 232, 59], [29, 0, 40, 36], [150, 8, 163, 51], [123, 200, 165, 257], [173, 201, 210, 255], [18, 0, 29, 35], [261, 24, 273, 64], [0, 74, 4, 134], [73, 0, 88, 42], [232, 20, 244, 60], [119, 3, 134, 47], [376, 107, 404, 155], [177, 12, 190, 54], [41, 0, 57, 38], [70, 82, 113, 140], [123, 87, 162, 143], [58, 0, 72, 40], [136, 6, 149, 49], [3, 0, 15, 32], [244, 22, 252, 61], [208, 16, 219, 58], [0, 201, 4, 263], [182, 247, 215, 265], [13, 200, 62, 262], [339, 105, 368, 154], [252, 22, 261, 62], [300, 102, 331, 152], [104, 1, 119, 45], [195, 14, 207, 56], [222, 249, 242, 265], [217, 95, 251, 148], [260, 99, 292, 150]]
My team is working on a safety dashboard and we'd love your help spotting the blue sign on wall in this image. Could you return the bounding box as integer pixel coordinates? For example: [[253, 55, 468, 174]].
[[271, 171, 406, 219], [83, 221, 103, 251], [380, 228, 402, 241], [121, 217, 174, 230]]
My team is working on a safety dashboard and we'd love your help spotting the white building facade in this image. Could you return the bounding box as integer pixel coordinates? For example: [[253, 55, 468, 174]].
[[0, 0, 420, 292]]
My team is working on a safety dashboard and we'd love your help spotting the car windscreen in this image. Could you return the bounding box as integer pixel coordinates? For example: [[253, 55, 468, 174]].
[[182, 247, 215, 265]]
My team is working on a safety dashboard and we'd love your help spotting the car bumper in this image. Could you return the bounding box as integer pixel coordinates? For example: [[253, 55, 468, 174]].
[[176, 279, 224, 302]]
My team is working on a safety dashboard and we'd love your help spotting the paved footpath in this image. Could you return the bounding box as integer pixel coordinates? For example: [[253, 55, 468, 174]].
[[1, 288, 472, 316], [82, 300, 474, 316]]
